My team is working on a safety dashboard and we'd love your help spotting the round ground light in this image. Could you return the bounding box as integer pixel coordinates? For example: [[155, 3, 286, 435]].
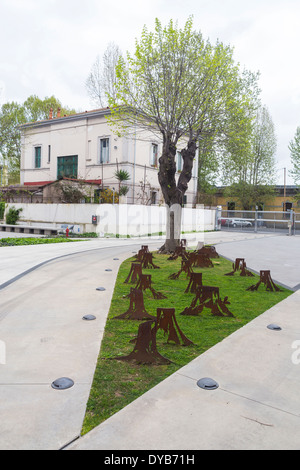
[[51, 377, 74, 390], [82, 314, 96, 321], [267, 323, 282, 331], [197, 377, 219, 390]]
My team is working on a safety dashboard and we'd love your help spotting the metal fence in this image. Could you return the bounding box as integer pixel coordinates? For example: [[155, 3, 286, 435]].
[[216, 208, 297, 235]]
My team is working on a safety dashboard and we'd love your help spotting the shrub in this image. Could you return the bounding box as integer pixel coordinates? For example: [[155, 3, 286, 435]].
[[5, 206, 23, 225], [0, 202, 5, 220]]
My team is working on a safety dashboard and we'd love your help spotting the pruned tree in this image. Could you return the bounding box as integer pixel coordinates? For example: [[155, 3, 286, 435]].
[[107, 17, 260, 252]]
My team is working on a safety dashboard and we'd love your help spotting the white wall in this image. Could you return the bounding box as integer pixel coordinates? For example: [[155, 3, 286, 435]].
[[5, 203, 216, 236]]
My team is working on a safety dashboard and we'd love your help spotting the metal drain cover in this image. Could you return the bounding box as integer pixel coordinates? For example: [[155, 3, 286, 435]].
[[51, 377, 74, 390], [105, 269, 112, 272], [83, 314, 96, 321], [267, 323, 282, 331], [96, 287, 106, 291], [197, 377, 219, 390], [113, 258, 119, 260]]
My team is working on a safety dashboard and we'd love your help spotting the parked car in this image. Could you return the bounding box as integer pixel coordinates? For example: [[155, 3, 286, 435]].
[[218, 218, 229, 226], [228, 218, 252, 227]]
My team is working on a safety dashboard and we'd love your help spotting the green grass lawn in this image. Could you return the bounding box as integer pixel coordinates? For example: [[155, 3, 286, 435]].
[[0, 237, 84, 246], [82, 249, 292, 435]]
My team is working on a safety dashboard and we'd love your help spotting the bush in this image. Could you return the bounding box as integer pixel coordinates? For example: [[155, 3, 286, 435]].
[[0, 202, 5, 220], [5, 206, 23, 225]]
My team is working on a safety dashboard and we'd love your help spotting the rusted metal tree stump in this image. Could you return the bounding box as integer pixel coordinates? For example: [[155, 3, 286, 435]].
[[225, 258, 254, 277], [167, 245, 188, 261], [185, 272, 203, 293], [168, 258, 194, 280], [113, 320, 171, 365], [155, 307, 193, 346], [141, 251, 160, 269], [114, 288, 156, 320], [198, 245, 219, 258], [136, 245, 149, 261], [246, 270, 282, 292], [124, 262, 143, 284], [180, 285, 234, 317], [188, 251, 214, 268], [135, 273, 167, 299]]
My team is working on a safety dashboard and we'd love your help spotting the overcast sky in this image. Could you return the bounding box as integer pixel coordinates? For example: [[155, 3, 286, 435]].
[[1, 0, 299, 184]]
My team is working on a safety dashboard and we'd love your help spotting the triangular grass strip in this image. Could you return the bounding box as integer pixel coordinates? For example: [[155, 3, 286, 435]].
[[82, 251, 292, 435]]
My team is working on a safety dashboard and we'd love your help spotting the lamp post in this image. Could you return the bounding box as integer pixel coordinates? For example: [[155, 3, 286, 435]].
[[283, 167, 286, 211]]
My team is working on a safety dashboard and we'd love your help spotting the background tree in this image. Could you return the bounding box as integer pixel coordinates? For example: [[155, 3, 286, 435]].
[[86, 42, 122, 107], [108, 17, 260, 251], [289, 126, 300, 184], [222, 105, 276, 209], [0, 95, 75, 184]]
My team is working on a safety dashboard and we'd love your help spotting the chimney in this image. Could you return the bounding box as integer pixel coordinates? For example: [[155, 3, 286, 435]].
[[49, 108, 53, 119], [57, 107, 61, 118]]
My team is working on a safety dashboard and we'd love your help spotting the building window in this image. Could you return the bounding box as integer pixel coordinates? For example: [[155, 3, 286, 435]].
[[48, 145, 51, 164], [177, 151, 182, 172], [150, 143, 158, 167], [99, 137, 110, 163], [57, 155, 78, 179], [34, 146, 41, 168], [150, 191, 157, 205]]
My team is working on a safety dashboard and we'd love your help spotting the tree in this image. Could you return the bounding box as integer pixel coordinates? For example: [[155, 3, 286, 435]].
[[222, 105, 276, 209], [114, 169, 130, 198], [0, 95, 76, 184], [289, 126, 300, 184], [108, 17, 260, 251], [86, 42, 122, 107]]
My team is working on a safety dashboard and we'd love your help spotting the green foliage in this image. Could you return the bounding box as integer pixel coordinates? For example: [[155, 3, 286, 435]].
[[0, 202, 5, 219], [82, 251, 291, 434], [100, 188, 119, 203], [0, 237, 81, 247], [107, 16, 260, 210], [224, 182, 275, 210], [5, 206, 22, 225], [289, 126, 300, 184], [0, 95, 76, 184]]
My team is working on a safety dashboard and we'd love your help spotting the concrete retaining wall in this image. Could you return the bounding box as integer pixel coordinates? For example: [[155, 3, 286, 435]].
[[3, 203, 216, 236]]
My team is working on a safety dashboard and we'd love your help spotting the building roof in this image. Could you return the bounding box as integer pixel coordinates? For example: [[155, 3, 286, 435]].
[[19, 107, 111, 130]]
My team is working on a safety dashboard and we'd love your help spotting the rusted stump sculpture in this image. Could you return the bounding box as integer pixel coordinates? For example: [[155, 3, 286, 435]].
[[124, 262, 142, 284], [114, 288, 156, 321], [135, 245, 160, 269], [113, 320, 171, 365], [225, 258, 254, 277], [185, 272, 203, 293], [141, 251, 160, 269], [181, 285, 234, 317], [198, 245, 219, 258], [167, 245, 188, 261], [188, 251, 214, 268], [135, 273, 167, 299], [168, 258, 194, 280], [136, 245, 149, 261], [246, 270, 282, 292], [155, 307, 193, 346]]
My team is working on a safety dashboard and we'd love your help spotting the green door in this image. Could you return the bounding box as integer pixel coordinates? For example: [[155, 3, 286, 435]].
[[57, 155, 78, 179]]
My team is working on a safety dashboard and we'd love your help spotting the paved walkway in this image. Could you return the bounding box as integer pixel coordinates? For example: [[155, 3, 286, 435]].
[[0, 231, 299, 450]]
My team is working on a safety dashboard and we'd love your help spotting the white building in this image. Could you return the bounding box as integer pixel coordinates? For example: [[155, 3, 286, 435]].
[[20, 107, 198, 206]]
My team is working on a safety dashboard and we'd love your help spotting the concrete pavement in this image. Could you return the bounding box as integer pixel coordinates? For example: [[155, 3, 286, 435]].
[[0, 231, 299, 450]]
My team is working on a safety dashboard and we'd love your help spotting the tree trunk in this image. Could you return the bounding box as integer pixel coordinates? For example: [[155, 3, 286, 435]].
[[158, 137, 197, 253]]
